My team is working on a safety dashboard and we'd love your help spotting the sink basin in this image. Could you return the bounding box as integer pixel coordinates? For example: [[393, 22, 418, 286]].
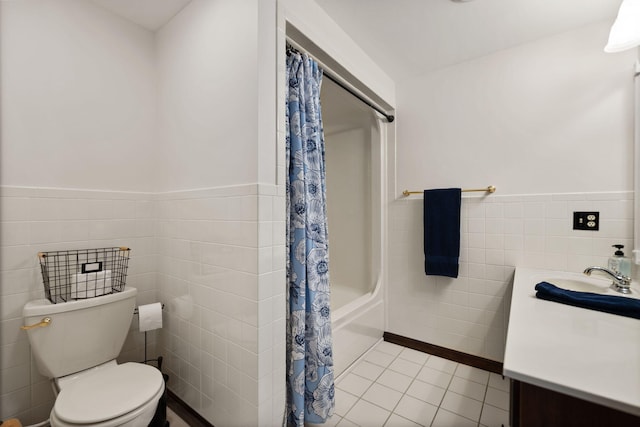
[[540, 274, 640, 300]]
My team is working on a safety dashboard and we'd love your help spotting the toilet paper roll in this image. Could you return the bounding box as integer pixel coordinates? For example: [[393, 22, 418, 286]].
[[138, 302, 163, 332]]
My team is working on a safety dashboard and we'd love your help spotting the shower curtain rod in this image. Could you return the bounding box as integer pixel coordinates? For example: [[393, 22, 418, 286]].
[[286, 40, 395, 123]]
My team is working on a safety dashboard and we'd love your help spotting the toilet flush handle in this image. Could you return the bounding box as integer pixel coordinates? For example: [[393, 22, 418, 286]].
[[21, 317, 52, 330]]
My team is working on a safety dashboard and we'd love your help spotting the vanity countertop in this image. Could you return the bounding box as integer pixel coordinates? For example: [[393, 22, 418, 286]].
[[504, 267, 640, 416]]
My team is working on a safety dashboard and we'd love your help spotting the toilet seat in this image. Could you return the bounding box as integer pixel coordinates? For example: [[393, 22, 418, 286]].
[[51, 362, 164, 426]]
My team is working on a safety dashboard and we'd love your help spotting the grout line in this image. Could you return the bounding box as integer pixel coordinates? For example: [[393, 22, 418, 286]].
[[385, 346, 425, 427], [349, 345, 404, 426], [339, 341, 510, 427], [476, 375, 491, 427], [428, 368, 458, 427]]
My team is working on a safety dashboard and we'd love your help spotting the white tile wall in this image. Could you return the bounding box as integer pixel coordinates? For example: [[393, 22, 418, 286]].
[[3, 186, 631, 424], [0, 186, 156, 424], [155, 184, 286, 427], [387, 191, 634, 362], [0, 184, 287, 426]]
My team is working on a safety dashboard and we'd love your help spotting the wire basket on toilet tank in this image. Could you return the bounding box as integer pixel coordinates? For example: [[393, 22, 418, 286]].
[[38, 247, 130, 304]]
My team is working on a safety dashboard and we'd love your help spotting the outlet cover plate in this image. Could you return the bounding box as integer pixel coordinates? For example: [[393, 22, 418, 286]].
[[573, 211, 599, 231]]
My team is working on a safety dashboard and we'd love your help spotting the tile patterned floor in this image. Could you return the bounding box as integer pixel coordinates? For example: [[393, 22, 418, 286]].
[[166, 340, 509, 426], [329, 341, 510, 427]]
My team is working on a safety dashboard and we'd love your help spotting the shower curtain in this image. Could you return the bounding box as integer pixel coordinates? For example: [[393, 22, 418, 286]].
[[285, 50, 335, 426]]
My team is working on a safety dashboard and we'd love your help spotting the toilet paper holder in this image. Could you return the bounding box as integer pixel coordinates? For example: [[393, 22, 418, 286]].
[[134, 303, 165, 368], [133, 303, 164, 315]]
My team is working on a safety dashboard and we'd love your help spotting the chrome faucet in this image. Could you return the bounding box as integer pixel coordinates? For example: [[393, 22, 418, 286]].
[[583, 266, 632, 294]]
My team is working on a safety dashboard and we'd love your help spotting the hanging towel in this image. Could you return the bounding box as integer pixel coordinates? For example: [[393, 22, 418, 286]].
[[535, 281, 640, 320], [423, 188, 462, 278]]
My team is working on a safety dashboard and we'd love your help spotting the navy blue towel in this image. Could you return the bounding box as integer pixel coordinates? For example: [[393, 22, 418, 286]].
[[535, 281, 640, 320], [423, 188, 461, 278]]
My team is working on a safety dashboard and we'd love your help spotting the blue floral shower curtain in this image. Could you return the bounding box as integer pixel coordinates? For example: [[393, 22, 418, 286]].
[[285, 50, 335, 426]]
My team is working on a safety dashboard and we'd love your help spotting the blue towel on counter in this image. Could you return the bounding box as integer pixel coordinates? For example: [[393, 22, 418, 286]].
[[423, 188, 461, 278], [535, 281, 640, 320]]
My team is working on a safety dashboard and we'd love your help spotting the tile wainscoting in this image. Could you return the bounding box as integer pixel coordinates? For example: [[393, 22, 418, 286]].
[[153, 184, 286, 426], [387, 191, 634, 362], [0, 186, 156, 423], [0, 184, 286, 427]]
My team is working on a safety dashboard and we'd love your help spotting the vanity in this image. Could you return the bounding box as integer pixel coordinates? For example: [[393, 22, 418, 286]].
[[504, 267, 640, 427]]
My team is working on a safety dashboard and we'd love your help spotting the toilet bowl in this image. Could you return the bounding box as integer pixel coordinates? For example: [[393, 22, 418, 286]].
[[22, 287, 165, 427], [49, 361, 164, 427]]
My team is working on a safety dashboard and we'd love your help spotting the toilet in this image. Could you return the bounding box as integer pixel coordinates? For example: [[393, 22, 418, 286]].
[[22, 287, 165, 427]]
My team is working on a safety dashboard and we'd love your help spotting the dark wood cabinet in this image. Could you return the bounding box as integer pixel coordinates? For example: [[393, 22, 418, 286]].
[[510, 380, 640, 427]]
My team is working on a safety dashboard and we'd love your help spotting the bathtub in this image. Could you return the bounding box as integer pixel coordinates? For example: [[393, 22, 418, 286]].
[[331, 277, 384, 377]]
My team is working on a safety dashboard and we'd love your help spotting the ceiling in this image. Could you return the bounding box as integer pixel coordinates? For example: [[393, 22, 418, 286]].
[[89, 0, 191, 31], [89, 0, 621, 80], [314, 0, 623, 81]]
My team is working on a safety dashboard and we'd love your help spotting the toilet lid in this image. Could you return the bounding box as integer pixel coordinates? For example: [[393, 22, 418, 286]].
[[54, 362, 164, 424]]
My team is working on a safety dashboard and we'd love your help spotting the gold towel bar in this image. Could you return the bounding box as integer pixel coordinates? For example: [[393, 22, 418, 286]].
[[402, 186, 496, 197]]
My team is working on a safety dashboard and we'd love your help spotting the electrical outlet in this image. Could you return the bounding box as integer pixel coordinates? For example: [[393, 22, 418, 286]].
[[573, 211, 599, 231]]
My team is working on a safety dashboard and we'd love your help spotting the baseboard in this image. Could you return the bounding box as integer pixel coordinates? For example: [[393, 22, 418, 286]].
[[167, 389, 214, 427], [383, 332, 503, 374]]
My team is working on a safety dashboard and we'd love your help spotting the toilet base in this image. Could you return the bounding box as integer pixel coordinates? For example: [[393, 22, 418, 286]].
[[149, 373, 170, 427]]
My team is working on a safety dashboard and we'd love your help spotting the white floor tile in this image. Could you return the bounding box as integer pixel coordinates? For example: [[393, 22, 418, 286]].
[[415, 366, 453, 389], [393, 394, 438, 427], [448, 376, 487, 401], [424, 355, 457, 374], [440, 390, 483, 422], [405, 379, 446, 406], [454, 364, 490, 385], [480, 402, 510, 427], [384, 413, 423, 427], [485, 386, 509, 411], [362, 383, 403, 411], [334, 389, 359, 416], [375, 341, 405, 356], [344, 399, 391, 427], [352, 360, 386, 381], [325, 414, 343, 426], [365, 350, 396, 368], [388, 357, 422, 378], [376, 369, 413, 393], [338, 373, 373, 397], [398, 348, 429, 366], [333, 344, 510, 427], [488, 373, 510, 391], [431, 408, 478, 427], [337, 417, 360, 427]]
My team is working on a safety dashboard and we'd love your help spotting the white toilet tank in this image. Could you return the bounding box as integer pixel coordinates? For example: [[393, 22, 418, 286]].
[[23, 287, 138, 379]]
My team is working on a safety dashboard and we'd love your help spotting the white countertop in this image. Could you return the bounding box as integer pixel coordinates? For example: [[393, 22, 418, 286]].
[[504, 267, 640, 416]]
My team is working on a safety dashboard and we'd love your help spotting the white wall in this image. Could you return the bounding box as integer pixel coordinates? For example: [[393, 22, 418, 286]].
[[155, 1, 284, 425], [388, 21, 638, 362], [155, 0, 263, 191], [0, 0, 157, 192], [396, 21, 636, 196], [325, 128, 373, 301], [1, 0, 284, 425], [0, 0, 159, 422]]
